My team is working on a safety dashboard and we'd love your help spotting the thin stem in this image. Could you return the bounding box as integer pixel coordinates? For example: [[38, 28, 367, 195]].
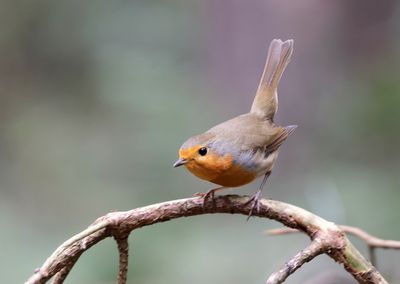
[[369, 246, 377, 268], [266, 239, 324, 284], [115, 235, 129, 284]]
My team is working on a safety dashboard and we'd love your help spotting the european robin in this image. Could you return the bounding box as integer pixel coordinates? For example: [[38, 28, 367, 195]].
[[174, 39, 296, 215]]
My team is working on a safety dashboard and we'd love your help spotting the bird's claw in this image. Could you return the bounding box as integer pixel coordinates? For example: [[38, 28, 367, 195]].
[[245, 190, 263, 220], [194, 189, 216, 208]]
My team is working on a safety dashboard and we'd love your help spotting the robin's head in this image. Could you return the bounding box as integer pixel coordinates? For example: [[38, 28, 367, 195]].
[[173, 133, 234, 181]]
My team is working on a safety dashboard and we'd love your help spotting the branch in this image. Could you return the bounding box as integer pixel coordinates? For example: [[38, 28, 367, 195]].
[[267, 225, 400, 267], [114, 234, 129, 284], [25, 195, 388, 284], [339, 225, 400, 249], [266, 239, 324, 284], [51, 261, 77, 284]]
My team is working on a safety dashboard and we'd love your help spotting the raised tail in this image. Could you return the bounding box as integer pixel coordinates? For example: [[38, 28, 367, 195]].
[[250, 39, 294, 121]]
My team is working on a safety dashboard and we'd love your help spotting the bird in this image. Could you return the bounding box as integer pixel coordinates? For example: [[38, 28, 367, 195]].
[[173, 39, 296, 216]]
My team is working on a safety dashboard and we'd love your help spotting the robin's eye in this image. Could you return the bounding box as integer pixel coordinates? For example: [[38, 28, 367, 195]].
[[198, 147, 207, 156]]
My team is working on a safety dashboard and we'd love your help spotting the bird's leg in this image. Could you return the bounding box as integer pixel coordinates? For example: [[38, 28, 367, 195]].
[[194, 186, 226, 208], [246, 171, 271, 220]]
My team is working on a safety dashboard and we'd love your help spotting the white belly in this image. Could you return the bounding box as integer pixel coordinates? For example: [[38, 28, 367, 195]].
[[256, 150, 279, 176]]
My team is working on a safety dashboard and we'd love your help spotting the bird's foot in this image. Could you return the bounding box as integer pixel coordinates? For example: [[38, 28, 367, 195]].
[[194, 188, 219, 208], [193, 192, 205, 197], [245, 190, 263, 221]]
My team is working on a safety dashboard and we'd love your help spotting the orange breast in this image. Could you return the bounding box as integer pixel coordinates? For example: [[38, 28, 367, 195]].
[[210, 164, 257, 187], [184, 152, 257, 187]]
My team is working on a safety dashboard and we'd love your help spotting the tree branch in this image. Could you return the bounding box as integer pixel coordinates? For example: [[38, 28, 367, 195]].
[[267, 225, 400, 268], [339, 225, 400, 249], [51, 259, 77, 284], [25, 195, 388, 284], [266, 239, 324, 284], [114, 234, 129, 284]]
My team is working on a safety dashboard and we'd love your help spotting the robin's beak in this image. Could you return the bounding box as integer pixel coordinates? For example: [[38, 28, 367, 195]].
[[173, 158, 188, 167]]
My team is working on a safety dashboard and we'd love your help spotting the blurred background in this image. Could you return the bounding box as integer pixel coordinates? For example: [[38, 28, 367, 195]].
[[1, 0, 400, 283]]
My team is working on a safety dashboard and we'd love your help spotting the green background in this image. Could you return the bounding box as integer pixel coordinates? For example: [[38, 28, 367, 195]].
[[1, 1, 399, 283]]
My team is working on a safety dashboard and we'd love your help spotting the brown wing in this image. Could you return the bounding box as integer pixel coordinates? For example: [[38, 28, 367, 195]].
[[265, 125, 297, 154], [206, 114, 296, 155]]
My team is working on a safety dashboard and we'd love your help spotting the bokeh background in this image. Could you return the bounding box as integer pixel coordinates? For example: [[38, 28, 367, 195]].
[[1, 0, 400, 283]]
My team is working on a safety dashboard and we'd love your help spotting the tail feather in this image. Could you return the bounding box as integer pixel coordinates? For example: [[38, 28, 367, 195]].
[[250, 39, 294, 121]]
